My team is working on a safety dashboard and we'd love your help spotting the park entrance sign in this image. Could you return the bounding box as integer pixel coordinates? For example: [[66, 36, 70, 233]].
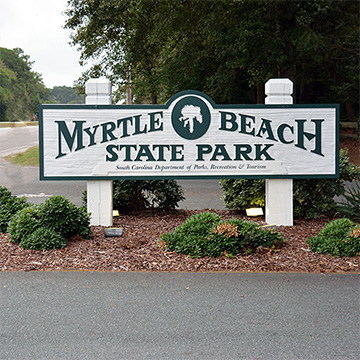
[[39, 90, 339, 181]]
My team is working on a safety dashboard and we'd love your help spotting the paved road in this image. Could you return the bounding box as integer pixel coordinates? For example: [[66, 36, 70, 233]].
[[0, 127, 225, 209], [0, 272, 359, 360], [0, 127, 86, 206]]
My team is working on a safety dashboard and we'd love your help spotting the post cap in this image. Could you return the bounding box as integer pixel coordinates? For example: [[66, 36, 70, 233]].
[[265, 78, 293, 96], [85, 77, 112, 96]]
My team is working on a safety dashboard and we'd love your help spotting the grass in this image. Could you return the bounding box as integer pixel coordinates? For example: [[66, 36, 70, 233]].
[[4, 146, 39, 166]]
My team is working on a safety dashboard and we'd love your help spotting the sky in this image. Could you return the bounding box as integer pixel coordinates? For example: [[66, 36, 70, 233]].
[[0, 0, 88, 88]]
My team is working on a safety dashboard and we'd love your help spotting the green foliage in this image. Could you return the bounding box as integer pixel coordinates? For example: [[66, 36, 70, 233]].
[[202, 220, 241, 258], [160, 212, 283, 258], [4, 146, 39, 166], [149, 180, 186, 210], [50, 86, 85, 104], [0, 186, 29, 233], [293, 180, 338, 219], [220, 150, 360, 219], [113, 180, 147, 211], [220, 179, 265, 210], [83, 180, 184, 212], [37, 196, 91, 239], [307, 219, 360, 257], [160, 212, 222, 258], [113, 180, 185, 212], [20, 227, 67, 251], [0, 47, 50, 121], [7, 206, 40, 243], [338, 182, 360, 222], [293, 150, 360, 218], [229, 218, 284, 251], [65, 0, 358, 119], [7, 195, 91, 250], [338, 149, 360, 182]]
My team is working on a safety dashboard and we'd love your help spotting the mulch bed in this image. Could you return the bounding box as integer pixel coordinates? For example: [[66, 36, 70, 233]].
[[0, 210, 359, 273], [340, 137, 360, 167], [0, 137, 359, 273]]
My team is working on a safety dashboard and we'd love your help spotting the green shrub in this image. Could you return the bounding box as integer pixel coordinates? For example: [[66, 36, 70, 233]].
[[230, 217, 284, 251], [293, 150, 359, 218], [83, 180, 185, 212], [7, 206, 40, 243], [160, 212, 222, 257], [20, 227, 67, 250], [220, 179, 265, 210], [148, 180, 186, 210], [220, 149, 360, 219], [7, 196, 91, 250], [0, 186, 29, 233], [202, 220, 241, 257], [307, 219, 360, 257], [160, 212, 284, 258], [37, 196, 91, 239], [113, 180, 185, 212], [337, 182, 360, 221]]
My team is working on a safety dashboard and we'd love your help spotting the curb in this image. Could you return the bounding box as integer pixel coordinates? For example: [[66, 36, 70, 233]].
[[0, 122, 38, 128]]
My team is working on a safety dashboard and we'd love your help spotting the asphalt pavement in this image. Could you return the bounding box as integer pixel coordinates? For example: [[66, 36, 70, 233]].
[[0, 272, 359, 360]]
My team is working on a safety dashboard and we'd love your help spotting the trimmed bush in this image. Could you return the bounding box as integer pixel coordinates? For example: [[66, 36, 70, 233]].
[[37, 196, 91, 239], [113, 180, 185, 212], [230, 217, 284, 251], [148, 180, 185, 210], [204, 220, 241, 257], [0, 186, 29, 233], [307, 219, 360, 257], [20, 227, 67, 250], [160, 212, 222, 258], [220, 179, 265, 210], [293, 150, 359, 218], [83, 179, 185, 212], [160, 212, 284, 258], [7, 206, 40, 243], [7, 195, 91, 250]]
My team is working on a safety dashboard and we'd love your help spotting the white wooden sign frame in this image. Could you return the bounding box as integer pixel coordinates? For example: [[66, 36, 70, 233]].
[[39, 94, 339, 181]]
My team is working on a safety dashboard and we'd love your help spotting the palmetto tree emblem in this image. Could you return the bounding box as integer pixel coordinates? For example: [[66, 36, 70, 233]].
[[179, 105, 203, 133], [171, 95, 211, 140]]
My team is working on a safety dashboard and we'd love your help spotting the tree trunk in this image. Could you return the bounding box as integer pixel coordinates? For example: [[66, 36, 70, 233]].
[[345, 101, 355, 123], [151, 94, 158, 104], [256, 83, 264, 104]]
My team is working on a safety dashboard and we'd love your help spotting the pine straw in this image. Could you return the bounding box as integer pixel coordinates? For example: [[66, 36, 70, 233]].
[[1, 210, 359, 273]]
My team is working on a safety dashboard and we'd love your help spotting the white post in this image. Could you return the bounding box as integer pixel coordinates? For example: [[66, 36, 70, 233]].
[[85, 78, 113, 226], [265, 78, 293, 226]]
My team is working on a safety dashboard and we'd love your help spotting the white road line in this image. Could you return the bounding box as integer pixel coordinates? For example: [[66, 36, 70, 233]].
[[16, 193, 53, 198]]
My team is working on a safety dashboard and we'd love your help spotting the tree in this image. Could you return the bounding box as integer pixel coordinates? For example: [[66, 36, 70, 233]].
[[0, 47, 50, 121], [65, 0, 359, 120], [0, 59, 15, 120], [50, 86, 85, 104]]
